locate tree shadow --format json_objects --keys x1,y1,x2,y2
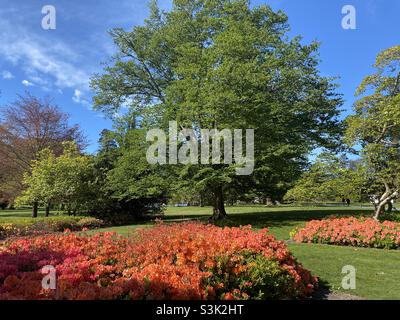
[
  {"x1": 153, "y1": 207, "x2": 375, "y2": 232},
  {"x1": 215, "y1": 209, "x2": 372, "y2": 229}
]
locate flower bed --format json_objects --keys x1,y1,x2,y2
[
  {"x1": 291, "y1": 217, "x2": 400, "y2": 249},
  {"x1": 0, "y1": 223, "x2": 317, "y2": 300},
  {"x1": 0, "y1": 216, "x2": 104, "y2": 240}
]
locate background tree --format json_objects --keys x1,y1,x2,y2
[
  {"x1": 0, "y1": 93, "x2": 86, "y2": 217},
  {"x1": 85, "y1": 114, "x2": 171, "y2": 220},
  {"x1": 284, "y1": 153, "x2": 365, "y2": 203},
  {"x1": 104, "y1": 128, "x2": 170, "y2": 216},
  {"x1": 345, "y1": 45, "x2": 400, "y2": 219},
  {"x1": 91, "y1": 0, "x2": 342, "y2": 219},
  {"x1": 16, "y1": 142, "x2": 94, "y2": 216}
]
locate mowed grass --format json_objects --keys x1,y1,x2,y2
[
  {"x1": 0, "y1": 209, "x2": 49, "y2": 223},
  {"x1": 81, "y1": 205, "x2": 371, "y2": 239},
  {"x1": 2, "y1": 204, "x2": 400, "y2": 299},
  {"x1": 165, "y1": 205, "x2": 373, "y2": 240},
  {"x1": 288, "y1": 243, "x2": 400, "y2": 300}
]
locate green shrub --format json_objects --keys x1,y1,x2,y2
[
  {"x1": 243, "y1": 254, "x2": 301, "y2": 299},
  {"x1": 0, "y1": 216, "x2": 104, "y2": 240},
  {"x1": 205, "y1": 252, "x2": 313, "y2": 300},
  {"x1": 380, "y1": 212, "x2": 400, "y2": 222}
]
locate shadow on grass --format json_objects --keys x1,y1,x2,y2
[
  {"x1": 2, "y1": 207, "x2": 374, "y2": 236},
  {"x1": 0, "y1": 209, "x2": 47, "y2": 219},
  {"x1": 310, "y1": 278, "x2": 364, "y2": 300},
  {"x1": 162, "y1": 208, "x2": 373, "y2": 230}
]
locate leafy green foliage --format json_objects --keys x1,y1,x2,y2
[
  {"x1": 284, "y1": 153, "x2": 365, "y2": 203},
  {"x1": 345, "y1": 45, "x2": 400, "y2": 217},
  {"x1": 87, "y1": 123, "x2": 169, "y2": 220},
  {"x1": 16, "y1": 142, "x2": 94, "y2": 213},
  {"x1": 104, "y1": 129, "x2": 170, "y2": 202},
  {"x1": 0, "y1": 216, "x2": 104, "y2": 239},
  {"x1": 91, "y1": 0, "x2": 342, "y2": 217}
]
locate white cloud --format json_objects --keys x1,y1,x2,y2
[
  {"x1": 2, "y1": 70, "x2": 13, "y2": 79},
  {"x1": 72, "y1": 89, "x2": 83, "y2": 103},
  {"x1": 22, "y1": 79, "x2": 34, "y2": 87},
  {"x1": 28, "y1": 75, "x2": 47, "y2": 86},
  {"x1": 0, "y1": 19, "x2": 90, "y2": 92},
  {"x1": 72, "y1": 88, "x2": 90, "y2": 106}
]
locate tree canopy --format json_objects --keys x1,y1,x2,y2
[
  {"x1": 91, "y1": 0, "x2": 342, "y2": 219},
  {"x1": 284, "y1": 153, "x2": 364, "y2": 203},
  {"x1": 16, "y1": 142, "x2": 94, "y2": 215}
]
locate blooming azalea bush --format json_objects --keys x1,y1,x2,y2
[
  {"x1": 291, "y1": 216, "x2": 400, "y2": 249},
  {"x1": 0, "y1": 223, "x2": 317, "y2": 300},
  {"x1": 0, "y1": 216, "x2": 104, "y2": 240}
]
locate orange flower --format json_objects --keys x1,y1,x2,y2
[
  {"x1": 0, "y1": 223, "x2": 316, "y2": 300},
  {"x1": 292, "y1": 217, "x2": 400, "y2": 249}
]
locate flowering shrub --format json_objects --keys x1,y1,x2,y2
[
  {"x1": 0, "y1": 223, "x2": 317, "y2": 300},
  {"x1": 0, "y1": 216, "x2": 104, "y2": 239},
  {"x1": 75, "y1": 217, "x2": 105, "y2": 229},
  {"x1": 291, "y1": 217, "x2": 400, "y2": 249}
]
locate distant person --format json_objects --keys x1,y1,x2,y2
[
  {"x1": 342, "y1": 198, "x2": 346, "y2": 206},
  {"x1": 346, "y1": 198, "x2": 350, "y2": 207}
]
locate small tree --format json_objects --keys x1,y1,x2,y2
[
  {"x1": 345, "y1": 46, "x2": 400, "y2": 219},
  {"x1": 16, "y1": 142, "x2": 93, "y2": 215}
]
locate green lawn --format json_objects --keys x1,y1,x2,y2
[
  {"x1": 81, "y1": 205, "x2": 371, "y2": 239},
  {"x1": 0, "y1": 208, "x2": 51, "y2": 220},
  {"x1": 2, "y1": 204, "x2": 399, "y2": 299},
  {"x1": 288, "y1": 243, "x2": 400, "y2": 300}
]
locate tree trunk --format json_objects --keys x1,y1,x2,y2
[
  {"x1": 387, "y1": 201, "x2": 393, "y2": 213},
  {"x1": 374, "y1": 202, "x2": 385, "y2": 220},
  {"x1": 45, "y1": 205, "x2": 50, "y2": 217},
  {"x1": 373, "y1": 189, "x2": 398, "y2": 220},
  {"x1": 211, "y1": 187, "x2": 227, "y2": 220},
  {"x1": 32, "y1": 201, "x2": 38, "y2": 218}
]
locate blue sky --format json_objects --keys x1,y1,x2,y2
[{"x1": 0, "y1": 0, "x2": 398, "y2": 153}]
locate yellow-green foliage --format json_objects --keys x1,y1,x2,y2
[
  {"x1": 16, "y1": 142, "x2": 94, "y2": 211},
  {"x1": 0, "y1": 216, "x2": 104, "y2": 239}
]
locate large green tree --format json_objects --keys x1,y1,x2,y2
[
  {"x1": 345, "y1": 45, "x2": 400, "y2": 219},
  {"x1": 91, "y1": 0, "x2": 342, "y2": 219}
]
